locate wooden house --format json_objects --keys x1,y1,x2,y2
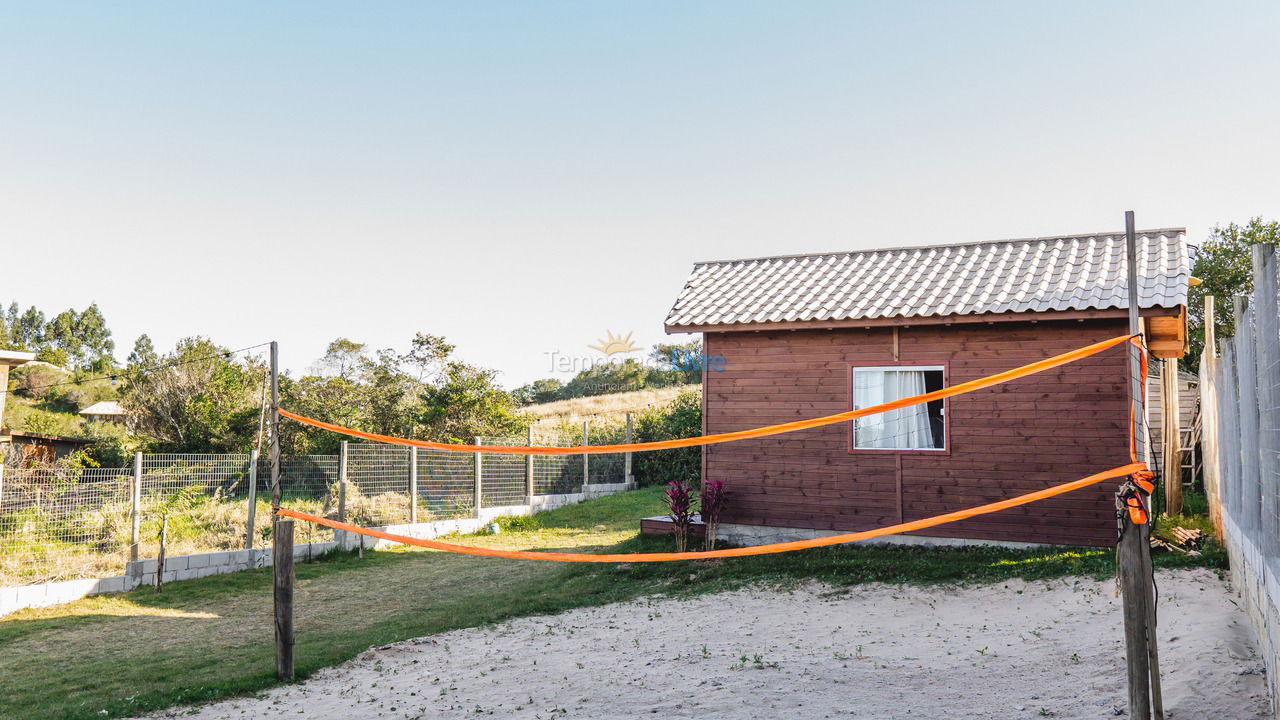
[{"x1": 663, "y1": 229, "x2": 1189, "y2": 547}]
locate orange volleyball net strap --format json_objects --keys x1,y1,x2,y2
[
  {"x1": 276, "y1": 461, "x2": 1146, "y2": 563},
  {"x1": 279, "y1": 333, "x2": 1140, "y2": 456}
]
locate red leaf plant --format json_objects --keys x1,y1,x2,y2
[
  {"x1": 699, "y1": 478, "x2": 726, "y2": 551},
  {"x1": 664, "y1": 480, "x2": 696, "y2": 552}
]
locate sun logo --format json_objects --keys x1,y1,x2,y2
[{"x1": 589, "y1": 330, "x2": 640, "y2": 356}]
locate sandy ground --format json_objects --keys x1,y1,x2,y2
[{"x1": 145, "y1": 568, "x2": 1269, "y2": 720}]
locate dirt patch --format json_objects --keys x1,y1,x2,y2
[{"x1": 141, "y1": 568, "x2": 1269, "y2": 719}]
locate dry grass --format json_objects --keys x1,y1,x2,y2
[{"x1": 522, "y1": 384, "x2": 698, "y2": 425}]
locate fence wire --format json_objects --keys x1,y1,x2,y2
[{"x1": 1, "y1": 426, "x2": 634, "y2": 586}]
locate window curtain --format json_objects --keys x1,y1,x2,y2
[{"x1": 855, "y1": 370, "x2": 934, "y2": 449}]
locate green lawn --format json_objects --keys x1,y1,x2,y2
[{"x1": 0, "y1": 486, "x2": 1224, "y2": 720}]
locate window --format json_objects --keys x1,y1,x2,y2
[{"x1": 852, "y1": 366, "x2": 946, "y2": 451}]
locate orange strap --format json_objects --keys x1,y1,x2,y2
[
  {"x1": 275, "y1": 461, "x2": 1145, "y2": 563},
  {"x1": 278, "y1": 334, "x2": 1137, "y2": 456},
  {"x1": 1126, "y1": 496, "x2": 1149, "y2": 525}
]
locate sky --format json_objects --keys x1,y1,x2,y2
[{"x1": 2, "y1": 1, "x2": 1277, "y2": 387}]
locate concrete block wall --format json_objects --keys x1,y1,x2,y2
[
  {"x1": 0, "y1": 481, "x2": 635, "y2": 617},
  {"x1": 1224, "y1": 515, "x2": 1280, "y2": 719}
]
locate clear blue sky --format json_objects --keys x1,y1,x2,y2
[{"x1": 2, "y1": 2, "x2": 1277, "y2": 386}]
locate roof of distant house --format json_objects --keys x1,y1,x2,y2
[
  {"x1": 79, "y1": 400, "x2": 125, "y2": 417},
  {"x1": 665, "y1": 228, "x2": 1188, "y2": 331}
]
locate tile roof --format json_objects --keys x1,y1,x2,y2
[{"x1": 665, "y1": 229, "x2": 1188, "y2": 330}]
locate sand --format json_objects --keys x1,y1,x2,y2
[{"x1": 143, "y1": 568, "x2": 1269, "y2": 719}]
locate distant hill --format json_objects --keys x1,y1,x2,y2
[{"x1": 522, "y1": 384, "x2": 699, "y2": 425}]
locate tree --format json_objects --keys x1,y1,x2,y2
[
  {"x1": 416, "y1": 361, "x2": 523, "y2": 442},
  {"x1": 401, "y1": 333, "x2": 455, "y2": 383},
  {"x1": 561, "y1": 359, "x2": 649, "y2": 398},
  {"x1": 1187, "y1": 218, "x2": 1280, "y2": 372},
  {"x1": 128, "y1": 334, "x2": 158, "y2": 369},
  {"x1": 648, "y1": 340, "x2": 704, "y2": 386},
  {"x1": 513, "y1": 378, "x2": 565, "y2": 405},
  {"x1": 120, "y1": 337, "x2": 260, "y2": 452},
  {"x1": 317, "y1": 338, "x2": 367, "y2": 380}
]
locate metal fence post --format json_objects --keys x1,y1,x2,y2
[
  {"x1": 338, "y1": 441, "x2": 348, "y2": 524},
  {"x1": 525, "y1": 424, "x2": 535, "y2": 504},
  {"x1": 581, "y1": 420, "x2": 589, "y2": 493},
  {"x1": 624, "y1": 412, "x2": 634, "y2": 485},
  {"x1": 129, "y1": 451, "x2": 142, "y2": 563},
  {"x1": 245, "y1": 449, "x2": 259, "y2": 550},
  {"x1": 473, "y1": 438, "x2": 483, "y2": 519},
  {"x1": 408, "y1": 447, "x2": 418, "y2": 524}
]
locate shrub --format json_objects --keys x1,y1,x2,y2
[{"x1": 632, "y1": 389, "x2": 701, "y2": 487}]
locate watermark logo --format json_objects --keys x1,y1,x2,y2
[{"x1": 588, "y1": 330, "x2": 640, "y2": 356}]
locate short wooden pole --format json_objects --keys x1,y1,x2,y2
[
  {"x1": 244, "y1": 449, "x2": 259, "y2": 550},
  {"x1": 155, "y1": 514, "x2": 168, "y2": 593},
  {"x1": 473, "y1": 439, "x2": 483, "y2": 519},
  {"x1": 273, "y1": 518, "x2": 295, "y2": 681},
  {"x1": 130, "y1": 451, "x2": 142, "y2": 563},
  {"x1": 624, "y1": 412, "x2": 634, "y2": 485},
  {"x1": 408, "y1": 447, "x2": 418, "y2": 524}
]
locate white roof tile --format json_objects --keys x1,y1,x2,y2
[{"x1": 665, "y1": 229, "x2": 1188, "y2": 330}]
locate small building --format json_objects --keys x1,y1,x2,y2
[
  {"x1": 0, "y1": 350, "x2": 37, "y2": 457},
  {"x1": 663, "y1": 229, "x2": 1189, "y2": 547},
  {"x1": 79, "y1": 400, "x2": 126, "y2": 423},
  {"x1": 6, "y1": 431, "x2": 95, "y2": 465}
]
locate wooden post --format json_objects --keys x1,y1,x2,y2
[
  {"x1": 337, "y1": 440, "x2": 348, "y2": 548},
  {"x1": 581, "y1": 420, "x2": 589, "y2": 493},
  {"x1": 129, "y1": 451, "x2": 142, "y2": 563},
  {"x1": 624, "y1": 412, "x2": 634, "y2": 485},
  {"x1": 408, "y1": 447, "x2": 418, "y2": 524},
  {"x1": 155, "y1": 514, "x2": 168, "y2": 593},
  {"x1": 525, "y1": 425, "x2": 535, "y2": 504},
  {"x1": 269, "y1": 341, "x2": 281, "y2": 512},
  {"x1": 1118, "y1": 211, "x2": 1159, "y2": 720},
  {"x1": 1162, "y1": 358, "x2": 1182, "y2": 514},
  {"x1": 1201, "y1": 296, "x2": 1224, "y2": 540},
  {"x1": 473, "y1": 438, "x2": 483, "y2": 519},
  {"x1": 267, "y1": 341, "x2": 294, "y2": 681},
  {"x1": 273, "y1": 518, "x2": 295, "y2": 681},
  {"x1": 245, "y1": 449, "x2": 259, "y2": 550}
]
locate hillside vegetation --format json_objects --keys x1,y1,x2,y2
[{"x1": 523, "y1": 384, "x2": 699, "y2": 425}]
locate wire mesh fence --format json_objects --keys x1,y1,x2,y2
[{"x1": 0, "y1": 429, "x2": 635, "y2": 586}]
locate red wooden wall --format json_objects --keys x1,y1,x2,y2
[{"x1": 702, "y1": 320, "x2": 1132, "y2": 547}]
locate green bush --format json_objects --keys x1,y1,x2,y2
[{"x1": 631, "y1": 388, "x2": 701, "y2": 487}]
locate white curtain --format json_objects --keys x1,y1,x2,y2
[{"x1": 855, "y1": 370, "x2": 935, "y2": 449}]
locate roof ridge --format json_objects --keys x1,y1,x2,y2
[{"x1": 692, "y1": 228, "x2": 1187, "y2": 266}]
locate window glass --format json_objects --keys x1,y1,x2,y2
[{"x1": 853, "y1": 367, "x2": 945, "y2": 450}]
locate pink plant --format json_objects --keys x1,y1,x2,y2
[
  {"x1": 699, "y1": 479, "x2": 726, "y2": 551},
  {"x1": 664, "y1": 480, "x2": 695, "y2": 552}
]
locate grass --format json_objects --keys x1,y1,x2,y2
[
  {"x1": 0, "y1": 486, "x2": 1225, "y2": 720},
  {"x1": 522, "y1": 384, "x2": 698, "y2": 425}
]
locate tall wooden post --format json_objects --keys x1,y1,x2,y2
[
  {"x1": 245, "y1": 449, "x2": 259, "y2": 549},
  {"x1": 624, "y1": 412, "x2": 634, "y2": 485},
  {"x1": 408, "y1": 447, "x2": 418, "y2": 524},
  {"x1": 1201, "y1": 296, "x2": 1224, "y2": 540},
  {"x1": 268, "y1": 341, "x2": 293, "y2": 681},
  {"x1": 1118, "y1": 211, "x2": 1158, "y2": 719},
  {"x1": 129, "y1": 451, "x2": 142, "y2": 562},
  {"x1": 1161, "y1": 359, "x2": 1182, "y2": 514},
  {"x1": 525, "y1": 424, "x2": 535, "y2": 504}
]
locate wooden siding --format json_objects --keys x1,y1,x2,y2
[{"x1": 702, "y1": 320, "x2": 1132, "y2": 547}]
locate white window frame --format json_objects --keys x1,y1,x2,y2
[{"x1": 851, "y1": 365, "x2": 947, "y2": 452}]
